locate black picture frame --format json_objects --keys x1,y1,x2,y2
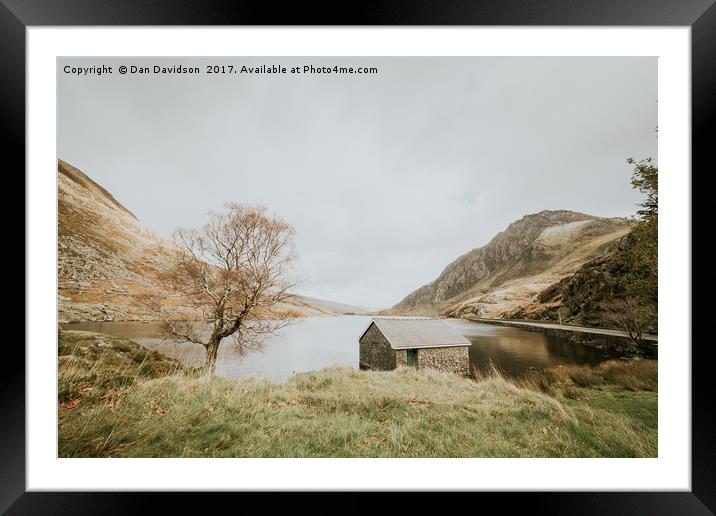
[{"x1": 6, "y1": 0, "x2": 710, "y2": 513}]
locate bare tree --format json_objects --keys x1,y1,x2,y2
[
  {"x1": 145, "y1": 203, "x2": 297, "y2": 375},
  {"x1": 602, "y1": 298, "x2": 653, "y2": 352}
]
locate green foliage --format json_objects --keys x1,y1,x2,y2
[
  {"x1": 530, "y1": 158, "x2": 658, "y2": 333},
  {"x1": 619, "y1": 158, "x2": 658, "y2": 323},
  {"x1": 620, "y1": 216, "x2": 658, "y2": 305},
  {"x1": 628, "y1": 157, "x2": 658, "y2": 220}
]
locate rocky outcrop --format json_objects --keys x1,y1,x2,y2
[
  {"x1": 508, "y1": 233, "x2": 657, "y2": 334},
  {"x1": 392, "y1": 210, "x2": 632, "y2": 318}
]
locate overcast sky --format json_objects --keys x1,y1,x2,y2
[{"x1": 58, "y1": 57, "x2": 657, "y2": 309}]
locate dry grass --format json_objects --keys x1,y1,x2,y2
[
  {"x1": 514, "y1": 359, "x2": 657, "y2": 394},
  {"x1": 597, "y1": 360, "x2": 658, "y2": 391},
  {"x1": 58, "y1": 332, "x2": 657, "y2": 458},
  {"x1": 58, "y1": 330, "x2": 187, "y2": 406}
]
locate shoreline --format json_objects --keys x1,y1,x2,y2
[{"x1": 460, "y1": 317, "x2": 658, "y2": 358}]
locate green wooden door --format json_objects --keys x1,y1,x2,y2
[{"x1": 407, "y1": 349, "x2": 417, "y2": 367}]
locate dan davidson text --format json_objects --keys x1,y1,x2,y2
[{"x1": 62, "y1": 63, "x2": 379, "y2": 77}]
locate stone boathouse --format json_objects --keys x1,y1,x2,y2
[{"x1": 358, "y1": 317, "x2": 470, "y2": 375}]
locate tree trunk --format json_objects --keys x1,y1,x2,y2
[{"x1": 204, "y1": 337, "x2": 221, "y2": 376}]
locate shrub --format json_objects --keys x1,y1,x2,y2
[
  {"x1": 568, "y1": 369, "x2": 604, "y2": 388},
  {"x1": 509, "y1": 359, "x2": 657, "y2": 396},
  {"x1": 563, "y1": 386, "x2": 583, "y2": 400},
  {"x1": 543, "y1": 366, "x2": 570, "y2": 384},
  {"x1": 597, "y1": 360, "x2": 657, "y2": 391}
]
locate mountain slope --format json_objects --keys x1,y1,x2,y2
[
  {"x1": 392, "y1": 210, "x2": 632, "y2": 319},
  {"x1": 58, "y1": 159, "x2": 178, "y2": 322},
  {"x1": 509, "y1": 229, "x2": 657, "y2": 332},
  {"x1": 58, "y1": 160, "x2": 367, "y2": 322}
]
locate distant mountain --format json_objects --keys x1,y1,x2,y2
[
  {"x1": 57, "y1": 160, "x2": 368, "y2": 322},
  {"x1": 290, "y1": 295, "x2": 371, "y2": 316},
  {"x1": 392, "y1": 210, "x2": 632, "y2": 319}
]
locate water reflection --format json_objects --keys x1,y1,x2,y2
[
  {"x1": 445, "y1": 319, "x2": 611, "y2": 377},
  {"x1": 62, "y1": 317, "x2": 370, "y2": 382},
  {"x1": 61, "y1": 317, "x2": 613, "y2": 382}
]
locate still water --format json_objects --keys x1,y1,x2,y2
[
  {"x1": 61, "y1": 316, "x2": 613, "y2": 382},
  {"x1": 445, "y1": 319, "x2": 611, "y2": 377}
]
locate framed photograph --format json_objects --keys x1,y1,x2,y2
[{"x1": 9, "y1": 0, "x2": 710, "y2": 511}]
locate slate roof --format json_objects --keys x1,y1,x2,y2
[{"x1": 361, "y1": 317, "x2": 471, "y2": 349}]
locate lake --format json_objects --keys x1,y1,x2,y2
[{"x1": 61, "y1": 316, "x2": 614, "y2": 382}]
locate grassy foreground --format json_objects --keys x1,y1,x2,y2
[{"x1": 58, "y1": 330, "x2": 657, "y2": 458}]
